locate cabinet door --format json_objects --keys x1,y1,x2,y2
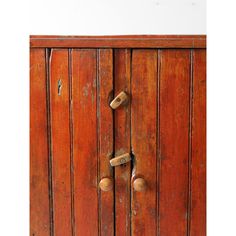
[
  {"x1": 30, "y1": 48, "x2": 115, "y2": 236},
  {"x1": 31, "y1": 47, "x2": 206, "y2": 236},
  {"x1": 130, "y1": 49, "x2": 206, "y2": 236}
]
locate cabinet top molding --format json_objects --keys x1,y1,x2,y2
[{"x1": 30, "y1": 35, "x2": 206, "y2": 49}]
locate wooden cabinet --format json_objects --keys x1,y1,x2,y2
[{"x1": 30, "y1": 35, "x2": 206, "y2": 236}]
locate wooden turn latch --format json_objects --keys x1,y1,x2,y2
[
  {"x1": 110, "y1": 91, "x2": 128, "y2": 109},
  {"x1": 110, "y1": 153, "x2": 131, "y2": 167}
]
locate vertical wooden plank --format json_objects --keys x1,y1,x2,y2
[
  {"x1": 190, "y1": 50, "x2": 206, "y2": 236},
  {"x1": 97, "y1": 49, "x2": 114, "y2": 235},
  {"x1": 72, "y1": 49, "x2": 99, "y2": 235},
  {"x1": 50, "y1": 49, "x2": 72, "y2": 236},
  {"x1": 30, "y1": 49, "x2": 50, "y2": 236},
  {"x1": 114, "y1": 49, "x2": 131, "y2": 236},
  {"x1": 131, "y1": 49, "x2": 158, "y2": 235},
  {"x1": 159, "y1": 49, "x2": 190, "y2": 236}
]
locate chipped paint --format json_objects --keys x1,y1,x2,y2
[{"x1": 82, "y1": 83, "x2": 91, "y2": 97}]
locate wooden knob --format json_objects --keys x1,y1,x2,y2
[
  {"x1": 133, "y1": 178, "x2": 147, "y2": 192},
  {"x1": 99, "y1": 178, "x2": 113, "y2": 192}
]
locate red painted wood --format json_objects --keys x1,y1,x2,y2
[
  {"x1": 190, "y1": 50, "x2": 206, "y2": 236},
  {"x1": 50, "y1": 49, "x2": 72, "y2": 236},
  {"x1": 131, "y1": 49, "x2": 158, "y2": 235},
  {"x1": 30, "y1": 38, "x2": 206, "y2": 236},
  {"x1": 72, "y1": 49, "x2": 99, "y2": 235},
  {"x1": 97, "y1": 49, "x2": 114, "y2": 235},
  {"x1": 159, "y1": 49, "x2": 190, "y2": 236},
  {"x1": 30, "y1": 49, "x2": 50, "y2": 236},
  {"x1": 30, "y1": 35, "x2": 206, "y2": 48},
  {"x1": 114, "y1": 49, "x2": 131, "y2": 236}
]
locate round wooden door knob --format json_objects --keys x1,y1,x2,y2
[
  {"x1": 133, "y1": 178, "x2": 147, "y2": 192},
  {"x1": 99, "y1": 178, "x2": 113, "y2": 192}
]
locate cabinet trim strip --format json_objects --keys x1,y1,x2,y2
[{"x1": 30, "y1": 35, "x2": 206, "y2": 49}]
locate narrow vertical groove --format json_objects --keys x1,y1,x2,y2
[
  {"x1": 46, "y1": 48, "x2": 54, "y2": 236},
  {"x1": 157, "y1": 49, "x2": 161, "y2": 236},
  {"x1": 187, "y1": 50, "x2": 194, "y2": 236},
  {"x1": 127, "y1": 49, "x2": 132, "y2": 236},
  {"x1": 112, "y1": 49, "x2": 116, "y2": 236},
  {"x1": 130, "y1": 49, "x2": 133, "y2": 236},
  {"x1": 96, "y1": 49, "x2": 101, "y2": 236},
  {"x1": 155, "y1": 49, "x2": 158, "y2": 236},
  {"x1": 69, "y1": 49, "x2": 75, "y2": 236}
]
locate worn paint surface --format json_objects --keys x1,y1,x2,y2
[
  {"x1": 30, "y1": 48, "x2": 51, "y2": 236},
  {"x1": 131, "y1": 49, "x2": 158, "y2": 236},
  {"x1": 72, "y1": 49, "x2": 99, "y2": 235},
  {"x1": 31, "y1": 45, "x2": 206, "y2": 236}
]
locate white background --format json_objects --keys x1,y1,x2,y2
[
  {"x1": 29, "y1": 0, "x2": 206, "y2": 35},
  {"x1": 1, "y1": 0, "x2": 236, "y2": 235}
]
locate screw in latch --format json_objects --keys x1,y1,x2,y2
[{"x1": 58, "y1": 79, "x2": 62, "y2": 96}]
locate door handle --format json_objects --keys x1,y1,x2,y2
[
  {"x1": 110, "y1": 153, "x2": 131, "y2": 167},
  {"x1": 99, "y1": 178, "x2": 113, "y2": 192},
  {"x1": 133, "y1": 178, "x2": 147, "y2": 192},
  {"x1": 110, "y1": 91, "x2": 128, "y2": 109}
]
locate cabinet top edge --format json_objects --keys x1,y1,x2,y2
[{"x1": 30, "y1": 35, "x2": 206, "y2": 49}]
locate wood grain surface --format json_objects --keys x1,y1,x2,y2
[
  {"x1": 30, "y1": 49, "x2": 50, "y2": 236},
  {"x1": 30, "y1": 35, "x2": 206, "y2": 48},
  {"x1": 30, "y1": 41, "x2": 206, "y2": 236},
  {"x1": 159, "y1": 50, "x2": 190, "y2": 236},
  {"x1": 131, "y1": 49, "x2": 158, "y2": 235},
  {"x1": 190, "y1": 50, "x2": 206, "y2": 236},
  {"x1": 72, "y1": 49, "x2": 99, "y2": 236},
  {"x1": 97, "y1": 49, "x2": 114, "y2": 235},
  {"x1": 50, "y1": 49, "x2": 72, "y2": 236},
  {"x1": 114, "y1": 49, "x2": 131, "y2": 236}
]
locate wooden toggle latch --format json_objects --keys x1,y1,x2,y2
[
  {"x1": 110, "y1": 91, "x2": 128, "y2": 109},
  {"x1": 110, "y1": 153, "x2": 131, "y2": 167}
]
